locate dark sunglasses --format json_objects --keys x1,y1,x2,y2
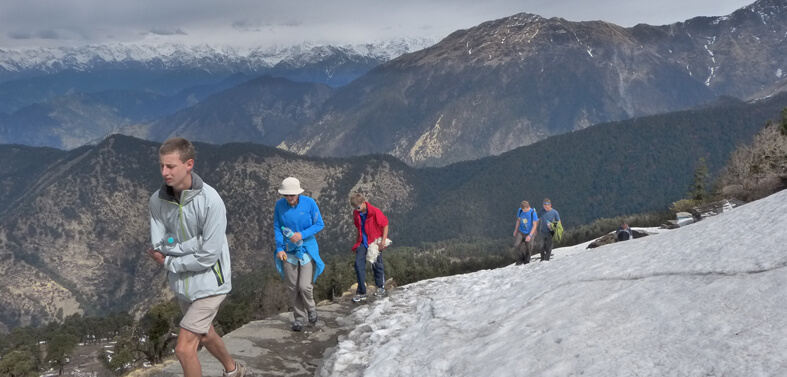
[{"x1": 543, "y1": 202, "x2": 551, "y2": 205}]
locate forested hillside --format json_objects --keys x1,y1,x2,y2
[
  {"x1": 1, "y1": 93, "x2": 786, "y2": 329},
  {"x1": 400, "y1": 94, "x2": 787, "y2": 241}
]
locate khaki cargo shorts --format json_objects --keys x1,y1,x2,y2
[{"x1": 178, "y1": 294, "x2": 227, "y2": 335}]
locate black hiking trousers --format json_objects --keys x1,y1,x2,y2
[{"x1": 539, "y1": 232, "x2": 554, "y2": 261}]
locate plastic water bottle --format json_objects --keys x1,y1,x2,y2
[
  {"x1": 155, "y1": 234, "x2": 177, "y2": 252},
  {"x1": 281, "y1": 227, "x2": 303, "y2": 246}
]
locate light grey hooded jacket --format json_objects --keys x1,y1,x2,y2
[{"x1": 149, "y1": 172, "x2": 232, "y2": 302}]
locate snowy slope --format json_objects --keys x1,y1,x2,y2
[{"x1": 320, "y1": 190, "x2": 787, "y2": 376}]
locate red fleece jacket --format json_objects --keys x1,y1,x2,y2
[{"x1": 352, "y1": 202, "x2": 389, "y2": 251}]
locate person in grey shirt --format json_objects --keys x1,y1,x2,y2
[
  {"x1": 146, "y1": 137, "x2": 244, "y2": 377},
  {"x1": 537, "y1": 198, "x2": 561, "y2": 261}
]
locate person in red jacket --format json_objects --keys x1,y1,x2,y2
[{"x1": 350, "y1": 193, "x2": 390, "y2": 302}]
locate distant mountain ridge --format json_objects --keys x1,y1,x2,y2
[
  {"x1": 0, "y1": 38, "x2": 435, "y2": 147},
  {"x1": 0, "y1": 73, "x2": 254, "y2": 149},
  {"x1": 1, "y1": 90, "x2": 786, "y2": 330},
  {"x1": 279, "y1": 0, "x2": 787, "y2": 166},
  {"x1": 0, "y1": 38, "x2": 437, "y2": 86},
  {"x1": 127, "y1": 76, "x2": 336, "y2": 146},
  {"x1": 2, "y1": 0, "x2": 786, "y2": 168}
]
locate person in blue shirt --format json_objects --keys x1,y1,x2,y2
[
  {"x1": 537, "y1": 198, "x2": 561, "y2": 261},
  {"x1": 513, "y1": 200, "x2": 538, "y2": 265},
  {"x1": 273, "y1": 177, "x2": 325, "y2": 332}
]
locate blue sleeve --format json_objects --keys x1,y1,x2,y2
[
  {"x1": 299, "y1": 200, "x2": 324, "y2": 239},
  {"x1": 273, "y1": 202, "x2": 285, "y2": 253},
  {"x1": 555, "y1": 210, "x2": 561, "y2": 222}
]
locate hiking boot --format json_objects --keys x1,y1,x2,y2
[
  {"x1": 374, "y1": 288, "x2": 386, "y2": 297},
  {"x1": 223, "y1": 362, "x2": 246, "y2": 377},
  {"x1": 292, "y1": 320, "x2": 303, "y2": 332},
  {"x1": 308, "y1": 310, "x2": 318, "y2": 324},
  {"x1": 352, "y1": 294, "x2": 367, "y2": 303}
]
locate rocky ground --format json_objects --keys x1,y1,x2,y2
[{"x1": 142, "y1": 299, "x2": 360, "y2": 377}]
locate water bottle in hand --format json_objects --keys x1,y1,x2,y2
[
  {"x1": 155, "y1": 234, "x2": 177, "y2": 254},
  {"x1": 281, "y1": 227, "x2": 303, "y2": 246}
]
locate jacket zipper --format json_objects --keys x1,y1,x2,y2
[{"x1": 178, "y1": 192, "x2": 190, "y2": 300}]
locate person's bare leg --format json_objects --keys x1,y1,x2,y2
[
  {"x1": 200, "y1": 324, "x2": 236, "y2": 372},
  {"x1": 174, "y1": 328, "x2": 203, "y2": 377}
]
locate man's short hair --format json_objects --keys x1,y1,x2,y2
[
  {"x1": 543, "y1": 198, "x2": 552, "y2": 205},
  {"x1": 520, "y1": 200, "x2": 530, "y2": 209},
  {"x1": 160, "y1": 137, "x2": 195, "y2": 163},
  {"x1": 350, "y1": 193, "x2": 366, "y2": 206}
]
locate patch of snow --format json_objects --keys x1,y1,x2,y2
[
  {"x1": 706, "y1": 66, "x2": 716, "y2": 86},
  {"x1": 319, "y1": 190, "x2": 787, "y2": 377}
]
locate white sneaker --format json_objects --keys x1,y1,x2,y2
[
  {"x1": 352, "y1": 294, "x2": 367, "y2": 302},
  {"x1": 223, "y1": 362, "x2": 246, "y2": 377}
]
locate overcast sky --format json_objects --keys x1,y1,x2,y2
[{"x1": 0, "y1": 0, "x2": 756, "y2": 49}]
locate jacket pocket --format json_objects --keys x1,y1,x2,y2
[{"x1": 212, "y1": 260, "x2": 225, "y2": 286}]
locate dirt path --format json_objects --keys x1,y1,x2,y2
[{"x1": 150, "y1": 301, "x2": 356, "y2": 377}]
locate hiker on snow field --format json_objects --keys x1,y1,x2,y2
[
  {"x1": 146, "y1": 137, "x2": 245, "y2": 377},
  {"x1": 273, "y1": 177, "x2": 325, "y2": 332},
  {"x1": 616, "y1": 221, "x2": 633, "y2": 242},
  {"x1": 350, "y1": 192, "x2": 391, "y2": 302},
  {"x1": 513, "y1": 200, "x2": 538, "y2": 265},
  {"x1": 537, "y1": 198, "x2": 561, "y2": 261}
]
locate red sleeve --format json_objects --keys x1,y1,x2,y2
[{"x1": 373, "y1": 206, "x2": 389, "y2": 228}]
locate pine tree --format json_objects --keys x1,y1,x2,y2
[{"x1": 689, "y1": 157, "x2": 709, "y2": 201}]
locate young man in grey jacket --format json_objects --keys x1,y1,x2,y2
[{"x1": 146, "y1": 137, "x2": 244, "y2": 377}]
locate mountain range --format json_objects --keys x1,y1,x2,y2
[
  {"x1": 1, "y1": 88, "x2": 786, "y2": 331},
  {"x1": 0, "y1": 38, "x2": 436, "y2": 86},
  {"x1": 0, "y1": 1, "x2": 785, "y2": 168},
  {"x1": 0, "y1": 38, "x2": 435, "y2": 150},
  {"x1": 280, "y1": 0, "x2": 787, "y2": 166},
  {"x1": 0, "y1": 38, "x2": 434, "y2": 116},
  {"x1": 3, "y1": 0, "x2": 787, "y2": 332}
]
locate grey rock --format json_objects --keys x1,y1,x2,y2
[{"x1": 153, "y1": 302, "x2": 354, "y2": 377}]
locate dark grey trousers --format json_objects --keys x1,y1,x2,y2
[
  {"x1": 513, "y1": 231, "x2": 534, "y2": 264},
  {"x1": 539, "y1": 232, "x2": 554, "y2": 261}
]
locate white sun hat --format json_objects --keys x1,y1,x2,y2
[{"x1": 278, "y1": 177, "x2": 305, "y2": 195}]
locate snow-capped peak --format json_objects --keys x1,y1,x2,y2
[{"x1": 0, "y1": 38, "x2": 438, "y2": 78}]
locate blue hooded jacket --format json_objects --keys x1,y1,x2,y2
[{"x1": 273, "y1": 195, "x2": 325, "y2": 283}]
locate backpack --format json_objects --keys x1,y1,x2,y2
[
  {"x1": 552, "y1": 220, "x2": 564, "y2": 243},
  {"x1": 616, "y1": 228, "x2": 631, "y2": 241},
  {"x1": 520, "y1": 208, "x2": 536, "y2": 230}
]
